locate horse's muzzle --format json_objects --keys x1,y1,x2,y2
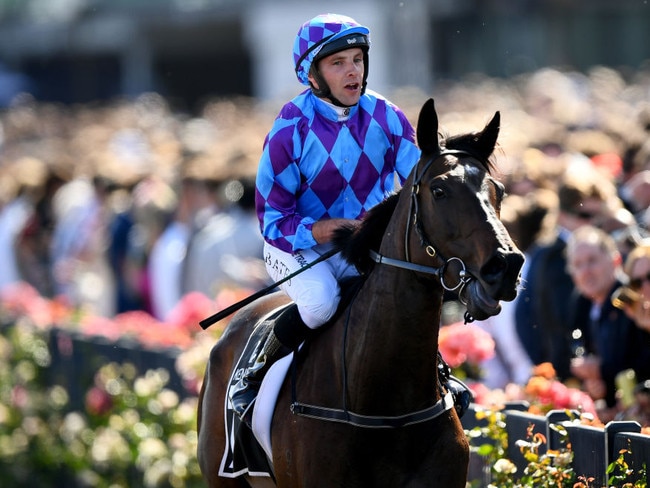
[{"x1": 479, "y1": 250, "x2": 525, "y2": 302}]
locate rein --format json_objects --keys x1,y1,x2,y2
[{"x1": 291, "y1": 391, "x2": 454, "y2": 428}]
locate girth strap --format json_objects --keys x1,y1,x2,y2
[{"x1": 290, "y1": 391, "x2": 454, "y2": 428}]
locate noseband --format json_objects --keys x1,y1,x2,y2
[{"x1": 369, "y1": 149, "x2": 480, "y2": 300}]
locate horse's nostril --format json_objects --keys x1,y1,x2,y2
[
  {"x1": 481, "y1": 252, "x2": 524, "y2": 284},
  {"x1": 481, "y1": 254, "x2": 507, "y2": 283}
]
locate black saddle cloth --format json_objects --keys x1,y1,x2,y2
[{"x1": 221, "y1": 306, "x2": 289, "y2": 479}]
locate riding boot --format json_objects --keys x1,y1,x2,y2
[
  {"x1": 437, "y1": 352, "x2": 473, "y2": 418},
  {"x1": 446, "y1": 375, "x2": 474, "y2": 418},
  {"x1": 229, "y1": 305, "x2": 310, "y2": 426}
]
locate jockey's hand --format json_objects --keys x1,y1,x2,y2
[{"x1": 312, "y1": 218, "x2": 360, "y2": 244}]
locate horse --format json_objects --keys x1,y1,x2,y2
[{"x1": 197, "y1": 98, "x2": 524, "y2": 487}]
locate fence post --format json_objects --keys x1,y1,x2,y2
[{"x1": 605, "y1": 421, "x2": 642, "y2": 486}]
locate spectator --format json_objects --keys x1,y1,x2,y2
[
  {"x1": 15, "y1": 163, "x2": 70, "y2": 297},
  {"x1": 619, "y1": 140, "x2": 650, "y2": 229},
  {"x1": 566, "y1": 225, "x2": 638, "y2": 420},
  {"x1": 183, "y1": 174, "x2": 267, "y2": 298},
  {"x1": 147, "y1": 172, "x2": 197, "y2": 321},
  {"x1": 177, "y1": 147, "x2": 262, "y2": 298},
  {"x1": 0, "y1": 162, "x2": 33, "y2": 290},
  {"x1": 127, "y1": 176, "x2": 179, "y2": 315},
  {"x1": 617, "y1": 241, "x2": 650, "y2": 384},
  {"x1": 50, "y1": 172, "x2": 116, "y2": 317},
  {"x1": 515, "y1": 166, "x2": 613, "y2": 380}
]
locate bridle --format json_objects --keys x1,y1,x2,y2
[
  {"x1": 369, "y1": 149, "x2": 481, "y2": 303},
  {"x1": 289, "y1": 150, "x2": 486, "y2": 427}
]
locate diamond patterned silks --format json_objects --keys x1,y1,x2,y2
[{"x1": 255, "y1": 91, "x2": 420, "y2": 253}]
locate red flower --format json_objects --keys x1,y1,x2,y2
[
  {"x1": 439, "y1": 322, "x2": 495, "y2": 368},
  {"x1": 166, "y1": 292, "x2": 216, "y2": 333},
  {"x1": 85, "y1": 386, "x2": 113, "y2": 416}
]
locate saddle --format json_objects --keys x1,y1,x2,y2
[{"x1": 220, "y1": 304, "x2": 292, "y2": 479}]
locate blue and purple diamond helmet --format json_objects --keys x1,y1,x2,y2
[{"x1": 293, "y1": 13, "x2": 370, "y2": 87}]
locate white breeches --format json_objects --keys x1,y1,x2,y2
[{"x1": 263, "y1": 242, "x2": 359, "y2": 329}]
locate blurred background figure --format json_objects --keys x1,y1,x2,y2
[
  {"x1": 615, "y1": 242, "x2": 650, "y2": 386},
  {"x1": 0, "y1": 157, "x2": 41, "y2": 291},
  {"x1": 108, "y1": 175, "x2": 178, "y2": 315},
  {"x1": 14, "y1": 162, "x2": 70, "y2": 297},
  {"x1": 515, "y1": 164, "x2": 614, "y2": 381},
  {"x1": 147, "y1": 167, "x2": 199, "y2": 321},
  {"x1": 566, "y1": 225, "x2": 638, "y2": 421},
  {"x1": 49, "y1": 170, "x2": 116, "y2": 317},
  {"x1": 182, "y1": 174, "x2": 267, "y2": 298},
  {"x1": 178, "y1": 147, "x2": 264, "y2": 296}
]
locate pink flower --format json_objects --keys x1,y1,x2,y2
[
  {"x1": 11, "y1": 385, "x2": 29, "y2": 409},
  {"x1": 79, "y1": 315, "x2": 123, "y2": 341},
  {"x1": 547, "y1": 381, "x2": 572, "y2": 408},
  {"x1": 0, "y1": 282, "x2": 67, "y2": 328},
  {"x1": 439, "y1": 322, "x2": 495, "y2": 368},
  {"x1": 166, "y1": 292, "x2": 217, "y2": 333},
  {"x1": 467, "y1": 382, "x2": 492, "y2": 405},
  {"x1": 85, "y1": 386, "x2": 113, "y2": 416}
]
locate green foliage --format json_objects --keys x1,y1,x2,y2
[
  {"x1": 466, "y1": 406, "x2": 647, "y2": 488},
  {"x1": 603, "y1": 446, "x2": 647, "y2": 488},
  {"x1": 0, "y1": 320, "x2": 203, "y2": 488}
]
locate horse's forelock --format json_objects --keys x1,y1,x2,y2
[{"x1": 440, "y1": 132, "x2": 497, "y2": 174}]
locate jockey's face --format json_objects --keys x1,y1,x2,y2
[{"x1": 309, "y1": 47, "x2": 364, "y2": 107}]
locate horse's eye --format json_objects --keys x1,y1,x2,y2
[{"x1": 431, "y1": 187, "x2": 445, "y2": 199}]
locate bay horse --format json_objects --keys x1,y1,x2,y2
[{"x1": 197, "y1": 98, "x2": 524, "y2": 487}]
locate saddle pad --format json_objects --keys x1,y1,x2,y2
[
  {"x1": 218, "y1": 323, "x2": 275, "y2": 479},
  {"x1": 218, "y1": 307, "x2": 295, "y2": 479},
  {"x1": 252, "y1": 352, "x2": 294, "y2": 460}
]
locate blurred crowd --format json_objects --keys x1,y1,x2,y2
[
  {"x1": 1, "y1": 65, "x2": 650, "y2": 425},
  {"x1": 0, "y1": 93, "x2": 275, "y2": 321}
]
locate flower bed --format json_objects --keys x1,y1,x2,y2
[
  {"x1": 1, "y1": 283, "x2": 649, "y2": 486},
  {"x1": 0, "y1": 282, "x2": 235, "y2": 487}
]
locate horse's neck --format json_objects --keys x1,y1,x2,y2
[{"x1": 342, "y1": 262, "x2": 443, "y2": 412}]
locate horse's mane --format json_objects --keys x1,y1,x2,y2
[{"x1": 331, "y1": 192, "x2": 400, "y2": 274}]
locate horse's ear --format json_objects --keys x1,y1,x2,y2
[
  {"x1": 416, "y1": 98, "x2": 439, "y2": 154},
  {"x1": 475, "y1": 111, "x2": 500, "y2": 160}
]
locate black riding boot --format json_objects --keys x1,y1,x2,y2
[
  {"x1": 437, "y1": 352, "x2": 474, "y2": 418},
  {"x1": 229, "y1": 305, "x2": 310, "y2": 426},
  {"x1": 446, "y1": 375, "x2": 474, "y2": 418}
]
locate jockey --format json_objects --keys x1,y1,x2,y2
[{"x1": 229, "y1": 13, "x2": 421, "y2": 422}]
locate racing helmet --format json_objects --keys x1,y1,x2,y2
[{"x1": 293, "y1": 13, "x2": 370, "y2": 100}]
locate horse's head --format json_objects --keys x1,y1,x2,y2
[{"x1": 404, "y1": 98, "x2": 524, "y2": 321}]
